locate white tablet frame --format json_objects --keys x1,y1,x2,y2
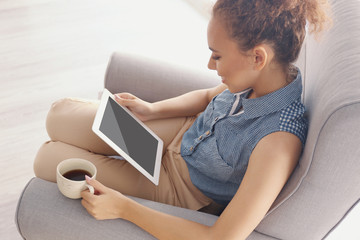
[{"x1": 92, "y1": 89, "x2": 163, "y2": 185}]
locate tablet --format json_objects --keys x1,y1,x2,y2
[{"x1": 92, "y1": 89, "x2": 163, "y2": 185}]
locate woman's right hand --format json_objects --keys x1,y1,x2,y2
[{"x1": 114, "y1": 93, "x2": 155, "y2": 122}]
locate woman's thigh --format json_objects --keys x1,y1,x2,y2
[{"x1": 46, "y1": 97, "x2": 187, "y2": 156}]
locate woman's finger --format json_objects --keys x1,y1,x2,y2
[
  {"x1": 114, "y1": 93, "x2": 137, "y2": 106},
  {"x1": 85, "y1": 176, "x2": 106, "y2": 194},
  {"x1": 115, "y1": 92, "x2": 136, "y2": 100}
]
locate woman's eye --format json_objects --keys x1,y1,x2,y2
[{"x1": 212, "y1": 55, "x2": 221, "y2": 60}]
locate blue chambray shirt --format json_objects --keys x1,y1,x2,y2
[{"x1": 180, "y1": 70, "x2": 308, "y2": 206}]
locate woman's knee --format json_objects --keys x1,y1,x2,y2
[
  {"x1": 46, "y1": 98, "x2": 99, "y2": 141},
  {"x1": 33, "y1": 141, "x2": 59, "y2": 182},
  {"x1": 46, "y1": 98, "x2": 77, "y2": 139},
  {"x1": 45, "y1": 98, "x2": 115, "y2": 155}
]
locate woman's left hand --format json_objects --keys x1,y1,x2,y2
[{"x1": 81, "y1": 176, "x2": 129, "y2": 220}]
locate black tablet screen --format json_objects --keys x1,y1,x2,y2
[{"x1": 99, "y1": 97, "x2": 158, "y2": 175}]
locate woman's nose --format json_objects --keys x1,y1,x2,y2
[{"x1": 208, "y1": 57, "x2": 216, "y2": 70}]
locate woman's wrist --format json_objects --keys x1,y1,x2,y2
[
  {"x1": 115, "y1": 194, "x2": 135, "y2": 220},
  {"x1": 146, "y1": 102, "x2": 167, "y2": 121},
  {"x1": 119, "y1": 196, "x2": 142, "y2": 222}
]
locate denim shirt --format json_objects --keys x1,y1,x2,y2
[{"x1": 180, "y1": 70, "x2": 308, "y2": 206}]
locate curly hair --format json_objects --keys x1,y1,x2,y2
[{"x1": 212, "y1": 0, "x2": 332, "y2": 71}]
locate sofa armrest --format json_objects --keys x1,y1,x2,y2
[
  {"x1": 16, "y1": 178, "x2": 274, "y2": 240},
  {"x1": 16, "y1": 178, "x2": 218, "y2": 240},
  {"x1": 104, "y1": 52, "x2": 219, "y2": 102}
]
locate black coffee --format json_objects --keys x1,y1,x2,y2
[{"x1": 63, "y1": 169, "x2": 92, "y2": 181}]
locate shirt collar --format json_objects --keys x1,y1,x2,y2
[{"x1": 241, "y1": 69, "x2": 303, "y2": 119}]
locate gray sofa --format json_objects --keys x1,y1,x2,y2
[{"x1": 16, "y1": 0, "x2": 360, "y2": 239}]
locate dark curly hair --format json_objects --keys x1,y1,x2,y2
[{"x1": 213, "y1": 0, "x2": 332, "y2": 73}]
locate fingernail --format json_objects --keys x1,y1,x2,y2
[{"x1": 85, "y1": 175, "x2": 91, "y2": 181}]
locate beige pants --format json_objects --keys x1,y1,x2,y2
[{"x1": 34, "y1": 98, "x2": 213, "y2": 210}]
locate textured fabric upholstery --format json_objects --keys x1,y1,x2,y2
[
  {"x1": 104, "y1": 53, "x2": 219, "y2": 103},
  {"x1": 15, "y1": 178, "x2": 217, "y2": 240}
]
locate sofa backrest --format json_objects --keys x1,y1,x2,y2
[{"x1": 252, "y1": 0, "x2": 360, "y2": 239}]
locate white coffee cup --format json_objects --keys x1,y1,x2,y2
[{"x1": 56, "y1": 158, "x2": 97, "y2": 199}]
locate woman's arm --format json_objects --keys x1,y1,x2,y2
[
  {"x1": 81, "y1": 131, "x2": 302, "y2": 240},
  {"x1": 114, "y1": 84, "x2": 226, "y2": 121},
  {"x1": 211, "y1": 132, "x2": 302, "y2": 239}
]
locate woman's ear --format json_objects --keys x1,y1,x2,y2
[{"x1": 252, "y1": 45, "x2": 269, "y2": 70}]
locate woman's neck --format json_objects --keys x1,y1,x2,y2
[{"x1": 249, "y1": 65, "x2": 290, "y2": 99}]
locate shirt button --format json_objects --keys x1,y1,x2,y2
[
  {"x1": 198, "y1": 136, "x2": 203, "y2": 140},
  {"x1": 205, "y1": 130, "x2": 211, "y2": 136},
  {"x1": 190, "y1": 147, "x2": 194, "y2": 151},
  {"x1": 214, "y1": 117, "x2": 219, "y2": 122}
]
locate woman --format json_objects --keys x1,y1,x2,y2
[{"x1": 34, "y1": 0, "x2": 331, "y2": 239}]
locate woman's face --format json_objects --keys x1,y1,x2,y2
[{"x1": 207, "y1": 17, "x2": 256, "y2": 93}]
